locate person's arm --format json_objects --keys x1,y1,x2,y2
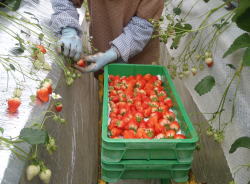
[
  {"x1": 112, "y1": 0, "x2": 164, "y2": 62},
  {"x1": 111, "y1": 16, "x2": 154, "y2": 62},
  {"x1": 50, "y1": 0, "x2": 83, "y2": 60},
  {"x1": 74, "y1": 0, "x2": 164, "y2": 72},
  {"x1": 50, "y1": 0, "x2": 82, "y2": 35}
]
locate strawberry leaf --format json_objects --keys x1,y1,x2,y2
[
  {"x1": 195, "y1": 75, "x2": 215, "y2": 96},
  {"x1": 0, "y1": 127, "x2": 4, "y2": 134},
  {"x1": 226, "y1": 64, "x2": 236, "y2": 70},
  {"x1": 229, "y1": 136, "x2": 250, "y2": 153},
  {"x1": 19, "y1": 128, "x2": 49, "y2": 145},
  {"x1": 232, "y1": 0, "x2": 250, "y2": 32},
  {"x1": 9, "y1": 64, "x2": 15, "y2": 71},
  {"x1": 173, "y1": 8, "x2": 181, "y2": 15},
  {"x1": 243, "y1": 47, "x2": 250, "y2": 66},
  {"x1": 223, "y1": 33, "x2": 250, "y2": 58}
]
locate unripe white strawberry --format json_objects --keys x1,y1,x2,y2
[
  {"x1": 184, "y1": 70, "x2": 190, "y2": 77},
  {"x1": 191, "y1": 67, "x2": 197, "y2": 75},
  {"x1": 205, "y1": 57, "x2": 213, "y2": 67},
  {"x1": 205, "y1": 51, "x2": 212, "y2": 58},
  {"x1": 39, "y1": 169, "x2": 52, "y2": 184},
  {"x1": 26, "y1": 165, "x2": 40, "y2": 181}
]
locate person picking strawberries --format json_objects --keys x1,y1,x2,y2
[{"x1": 50, "y1": 0, "x2": 164, "y2": 74}]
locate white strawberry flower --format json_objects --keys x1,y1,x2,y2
[{"x1": 51, "y1": 93, "x2": 62, "y2": 100}]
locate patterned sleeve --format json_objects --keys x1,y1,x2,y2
[
  {"x1": 111, "y1": 16, "x2": 154, "y2": 62},
  {"x1": 50, "y1": 0, "x2": 82, "y2": 36}
]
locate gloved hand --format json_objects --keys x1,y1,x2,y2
[
  {"x1": 74, "y1": 47, "x2": 118, "y2": 73},
  {"x1": 57, "y1": 27, "x2": 82, "y2": 61}
]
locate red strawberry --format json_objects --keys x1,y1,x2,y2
[
  {"x1": 134, "y1": 112, "x2": 143, "y2": 122},
  {"x1": 165, "y1": 129, "x2": 176, "y2": 138},
  {"x1": 144, "y1": 128, "x2": 155, "y2": 139},
  {"x1": 135, "y1": 74, "x2": 143, "y2": 81},
  {"x1": 119, "y1": 108, "x2": 127, "y2": 116},
  {"x1": 109, "y1": 112, "x2": 117, "y2": 119},
  {"x1": 36, "y1": 45, "x2": 46, "y2": 54},
  {"x1": 164, "y1": 97, "x2": 173, "y2": 108},
  {"x1": 55, "y1": 102, "x2": 63, "y2": 112},
  {"x1": 136, "y1": 128, "x2": 145, "y2": 138},
  {"x1": 170, "y1": 121, "x2": 180, "y2": 131},
  {"x1": 127, "y1": 120, "x2": 139, "y2": 131},
  {"x1": 143, "y1": 107, "x2": 152, "y2": 118},
  {"x1": 163, "y1": 111, "x2": 176, "y2": 122},
  {"x1": 143, "y1": 74, "x2": 153, "y2": 81},
  {"x1": 159, "y1": 118, "x2": 171, "y2": 128},
  {"x1": 123, "y1": 130, "x2": 136, "y2": 139},
  {"x1": 150, "y1": 95, "x2": 158, "y2": 102},
  {"x1": 174, "y1": 134, "x2": 186, "y2": 139},
  {"x1": 37, "y1": 87, "x2": 49, "y2": 102},
  {"x1": 110, "y1": 128, "x2": 122, "y2": 138},
  {"x1": 153, "y1": 80, "x2": 162, "y2": 87},
  {"x1": 135, "y1": 80, "x2": 146, "y2": 89},
  {"x1": 154, "y1": 123, "x2": 166, "y2": 134},
  {"x1": 205, "y1": 58, "x2": 213, "y2": 67},
  {"x1": 155, "y1": 133, "x2": 166, "y2": 139},
  {"x1": 42, "y1": 81, "x2": 52, "y2": 94},
  {"x1": 115, "y1": 120, "x2": 126, "y2": 129},
  {"x1": 110, "y1": 96, "x2": 119, "y2": 103},
  {"x1": 7, "y1": 97, "x2": 21, "y2": 113},
  {"x1": 139, "y1": 121, "x2": 147, "y2": 128},
  {"x1": 147, "y1": 114, "x2": 158, "y2": 128}
]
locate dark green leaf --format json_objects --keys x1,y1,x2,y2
[
  {"x1": 223, "y1": 33, "x2": 250, "y2": 58},
  {"x1": 226, "y1": 64, "x2": 236, "y2": 70},
  {"x1": 243, "y1": 47, "x2": 250, "y2": 66},
  {"x1": 170, "y1": 35, "x2": 181, "y2": 49},
  {"x1": 30, "y1": 95, "x2": 36, "y2": 102},
  {"x1": 195, "y1": 75, "x2": 215, "y2": 96},
  {"x1": 213, "y1": 21, "x2": 229, "y2": 30},
  {"x1": 9, "y1": 64, "x2": 15, "y2": 71},
  {"x1": 19, "y1": 128, "x2": 49, "y2": 145},
  {"x1": 229, "y1": 136, "x2": 250, "y2": 153},
  {"x1": 232, "y1": 0, "x2": 250, "y2": 32},
  {"x1": 38, "y1": 33, "x2": 44, "y2": 41},
  {"x1": 10, "y1": 47, "x2": 24, "y2": 55},
  {"x1": 248, "y1": 180, "x2": 250, "y2": 184},
  {"x1": 173, "y1": 8, "x2": 181, "y2": 15},
  {"x1": 175, "y1": 23, "x2": 192, "y2": 35},
  {"x1": 2, "y1": 0, "x2": 21, "y2": 11},
  {"x1": 203, "y1": 0, "x2": 210, "y2": 2},
  {"x1": 0, "y1": 127, "x2": 4, "y2": 134}
]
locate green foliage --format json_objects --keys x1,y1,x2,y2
[
  {"x1": 171, "y1": 23, "x2": 192, "y2": 49},
  {"x1": 232, "y1": 0, "x2": 250, "y2": 32},
  {"x1": 229, "y1": 136, "x2": 250, "y2": 153},
  {"x1": 0, "y1": 0, "x2": 21, "y2": 11},
  {"x1": 223, "y1": 33, "x2": 250, "y2": 58},
  {"x1": 195, "y1": 75, "x2": 215, "y2": 96},
  {"x1": 213, "y1": 19, "x2": 229, "y2": 30},
  {"x1": 19, "y1": 128, "x2": 49, "y2": 145},
  {"x1": 0, "y1": 127, "x2": 4, "y2": 134},
  {"x1": 9, "y1": 64, "x2": 15, "y2": 71},
  {"x1": 226, "y1": 64, "x2": 236, "y2": 70},
  {"x1": 173, "y1": 7, "x2": 181, "y2": 15},
  {"x1": 243, "y1": 47, "x2": 250, "y2": 66}
]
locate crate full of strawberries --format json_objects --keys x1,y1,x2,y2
[{"x1": 101, "y1": 64, "x2": 198, "y2": 162}]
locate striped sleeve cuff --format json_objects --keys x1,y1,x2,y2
[{"x1": 111, "y1": 16, "x2": 153, "y2": 62}]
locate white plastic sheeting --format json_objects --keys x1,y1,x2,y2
[{"x1": 163, "y1": 1, "x2": 250, "y2": 184}]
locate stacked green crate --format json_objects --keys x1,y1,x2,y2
[{"x1": 101, "y1": 64, "x2": 199, "y2": 183}]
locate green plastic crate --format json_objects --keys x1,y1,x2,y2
[
  {"x1": 102, "y1": 64, "x2": 199, "y2": 162},
  {"x1": 101, "y1": 159, "x2": 191, "y2": 183}
]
